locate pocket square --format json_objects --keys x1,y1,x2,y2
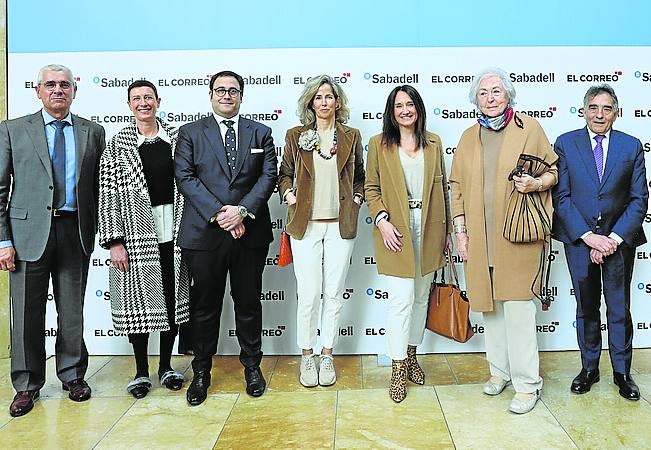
[{"x1": 251, "y1": 148, "x2": 264, "y2": 154}]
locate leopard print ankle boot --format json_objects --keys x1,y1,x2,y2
[
  {"x1": 390, "y1": 359, "x2": 407, "y2": 403},
  {"x1": 406, "y1": 345, "x2": 425, "y2": 385}
]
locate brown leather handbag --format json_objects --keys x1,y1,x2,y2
[
  {"x1": 426, "y1": 254, "x2": 474, "y2": 343},
  {"x1": 278, "y1": 230, "x2": 293, "y2": 267}
]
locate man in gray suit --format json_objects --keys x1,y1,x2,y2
[{"x1": 0, "y1": 64, "x2": 105, "y2": 417}]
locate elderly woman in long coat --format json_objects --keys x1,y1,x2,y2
[
  {"x1": 449, "y1": 68, "x2": 557, "y2": 414},
  {"x1": 98, "y1": 80, "x2": 189, "y2": 399}
]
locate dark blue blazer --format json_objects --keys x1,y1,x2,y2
[
  {"x1": 174, "y1": 115, "x2": 278, "y2": 250},
  {"x1": 552, "y1": 127, "x2": 647, "y2": 247}
]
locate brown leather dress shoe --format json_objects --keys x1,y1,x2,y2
[
  {"x1": 9, "y1": 390, "x2": 39, "y2": 417},
  {"x1": 62, "y1": 379, "x2": 92, "y2": 402}
]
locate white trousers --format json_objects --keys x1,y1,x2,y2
[
  {"x1": 483, "y1": 299, "x2": 543, "y2": 393},
  {"x1": 291, "y1": 221, "x2": 355, "y2": 350},
  {"x1": 382, "y1": 209, "x2": 435, "y2": 360}
]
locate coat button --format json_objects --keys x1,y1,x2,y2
[
  {"x1": 47, "y1": 206, "x2": 51, "y2": 210},
  {"x1": 49, "y1": 186, "x2": 54, "y2": 190}
]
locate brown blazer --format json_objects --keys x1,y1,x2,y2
[
  {"x1": 278, "y1": 123, "x2": 365, "y2": 239},
  {"x1": 449, "y1": 113, "x2": 558, "y2": 312},
  {"x1": 364, "y1": 132, "x2": 451, "y2": 278}
]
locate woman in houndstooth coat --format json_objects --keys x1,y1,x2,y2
[{"x1": 98, "y1": 80, "x2": 190, "y2": 399}]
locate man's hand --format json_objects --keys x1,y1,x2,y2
[
  {"x1": 590, "y1": 248, "x2": 605, "y2": 264},
  {"x1": 0, "y1": 246, "x2": 16, "y2": 271},
  {"x1": 230, "y1": 222, "x2": 246, "y2": 239},
  {"x1": 110, "y1": 242, "x2": 129, "y2": 272},
  {"x1": 582, "y1": 233, "x2": 618, "y2": 256},
  {"x1": 216, "y1": 205, "x2": 244, "y2": 231},
  {"x1": 377, "y1": 219, "x2": 403, "y2": 252}
]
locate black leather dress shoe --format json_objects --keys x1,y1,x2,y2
[
  {"x1": 9, "y1": 390, "x2": 39, "y2": 417},
  {"x1": 614, "y1": 373, "x2": 640, "y2": 401},
  {"x1": 62, "y1": 379, "x2": 92, "y2": 402},
  {"x1": 244, "y1": 366, "x2": 266, "y2": 397},
  {"x1": 187, "y1": 371, "x2": 211, "y2": 406},
  {"x1": 570, "y1": 368, "x2": 600, "y2": 394}
]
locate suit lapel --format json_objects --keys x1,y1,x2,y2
[
  {"x1": 25, "y1": 112, "x2": 53, "y2": 179},
  {"x1": 72, "y1": 115, "x2": 89, "y2": 186},
  {"x1": 202, "y1": 117, "x2": 231, "y2": 178},
  {"x1": 335, "y1": 123, "x2": 352, "y2": 174},
  {"x1": 232, "y1": 118, "x2": 252, "y2": 179},
  {"x1": 573, "y1": 128, "x2": 600, "y2": 187}
]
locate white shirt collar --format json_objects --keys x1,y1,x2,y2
[
  {"x1": 136, "y1": 122, "x2": 171, "y2": 147},
  {"x1": 213, "y1": 113, "x2": 240, "y2": 128}
]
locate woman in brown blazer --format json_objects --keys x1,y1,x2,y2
[
  {"x1": 365, "y1": 85, "x2": 451, "y2": 402},
  {"x1": 449, "y1": 68, "x2": 558, "y2": 414},
  {"x1": 278, "y1": 75, "x2": 365, "y2": 388}
]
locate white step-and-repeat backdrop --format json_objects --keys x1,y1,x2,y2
[{"x1": 7, "y1": 46, "x2": 651, "y2": 355}]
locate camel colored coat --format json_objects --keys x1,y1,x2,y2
[
  {"x1": 365, "y1": 132, "x2": 451, "y2": 278},
  {"x1": 449, "y1": 113, "x2": 558, "y2": 312},
  {"x1": 278, "y1": 123, "x2": 365, "y2": 239}
]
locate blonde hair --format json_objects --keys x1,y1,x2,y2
[{"x1": 296, "y1": 75, "x2": 350, "y2": 125}]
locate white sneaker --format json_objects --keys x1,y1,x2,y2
[
  {"x1": 483, "y1": 377, "x2": 511, "y2": 396},
  {"x1": 319, "y1": 354, "x2": 336, "y2": 386},
  {"x1": 509, "y1": 390, "x2": 540, "y2": 414},
  {"x1": 299, "y1": 354, "x2": 319, "y2": 387}
]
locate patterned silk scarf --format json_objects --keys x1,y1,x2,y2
[{"x1": 477, "y1": 106, "x2": 514, "y2": 131}]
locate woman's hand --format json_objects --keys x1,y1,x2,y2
[
  {"x1": 110, "y1": 242, "x2": 129, "y2": 272},
  {"x1": 285, "y1": 191, "x2": 297, "y2": 206},
  {"x1": 377, "y1": 219, "x2": 403, "y2": 252},
  {"x1": 444, "y1": 234, "x2": 453, "y2": 255},
  {"x1": 455, "y1": 232, "x2": 468, "y2": 261},
  {"x1": 512, "y1": 174, "x2": 539, "y2": 194}
]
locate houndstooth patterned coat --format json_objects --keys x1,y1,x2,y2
[{"x1": 98, "y1": 119, "x2": 190, "y2": 334}]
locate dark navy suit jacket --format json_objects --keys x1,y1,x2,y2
[
  {"x1": 552, "y1": 127, "x2": 647, "y2": 248},
  {"x1": 174, "y1": 115, "x2": 277, "y2": 250}
]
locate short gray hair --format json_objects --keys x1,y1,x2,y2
[
  {"x1": 468, "y1": 68, "x2": 516, "y2": 108},
  {"x1": 37, "y1": 64, "x2": 75, "y2": 86},
  {"x1": 296, "y1": 75, "x2": 350, "y2": 125},
  {"x1": 583, "y1": 84, "x2": 619, "y2": 113}
]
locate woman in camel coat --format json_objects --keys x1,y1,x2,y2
[
  {"x1": 365, "y1": 85, "x2": 451, "y2": 402},
  {"x1": 449, "y1": 68, "x2": 557, "y2": 414}
]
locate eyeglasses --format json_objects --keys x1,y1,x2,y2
[
  {"x1": 213, "y1": 87, "x2": 241, "y2": 98},
  {"x1": 40, "y1": 80, "x2": 74, "y2": 90}
]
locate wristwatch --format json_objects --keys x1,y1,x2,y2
[{"x1": 238, "y1": 205, "x2": 248, "y2": 218}]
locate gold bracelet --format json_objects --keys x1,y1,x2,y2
[{"x1": 537, "y1": 178, "x2": 544, "y2": 192}]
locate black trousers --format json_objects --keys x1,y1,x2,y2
[
  {"x1": 10, "y1": 214, "x2": 89, "y2": 391},
  {"x1": 183, "y1": 239, "x2": 268, "y2": 372}
]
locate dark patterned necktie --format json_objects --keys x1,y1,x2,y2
[
  {"x1": 52, "y1": 120, "x2": 67, "y2": 208},
  {"x1": 223, "y1": 120, "x2": 236, "y2": 174},
  {"x1": 594, "y1": 134, "x2": 605, "y2": 181}
]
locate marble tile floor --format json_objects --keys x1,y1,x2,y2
[{"x1": 2, "y1": 350, "x2": 651, "y2": 449}]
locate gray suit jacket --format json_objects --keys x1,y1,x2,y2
[{"x1": 0, "y1": 110, "x2": 106, "y2": 261}]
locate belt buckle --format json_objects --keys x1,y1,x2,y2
[
  {"x1": 408, "y1": 200, "x2": 422, "y2": 209},
  {"x1": 53, "y1": 209, "x2": 61, "y2": 217}
]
